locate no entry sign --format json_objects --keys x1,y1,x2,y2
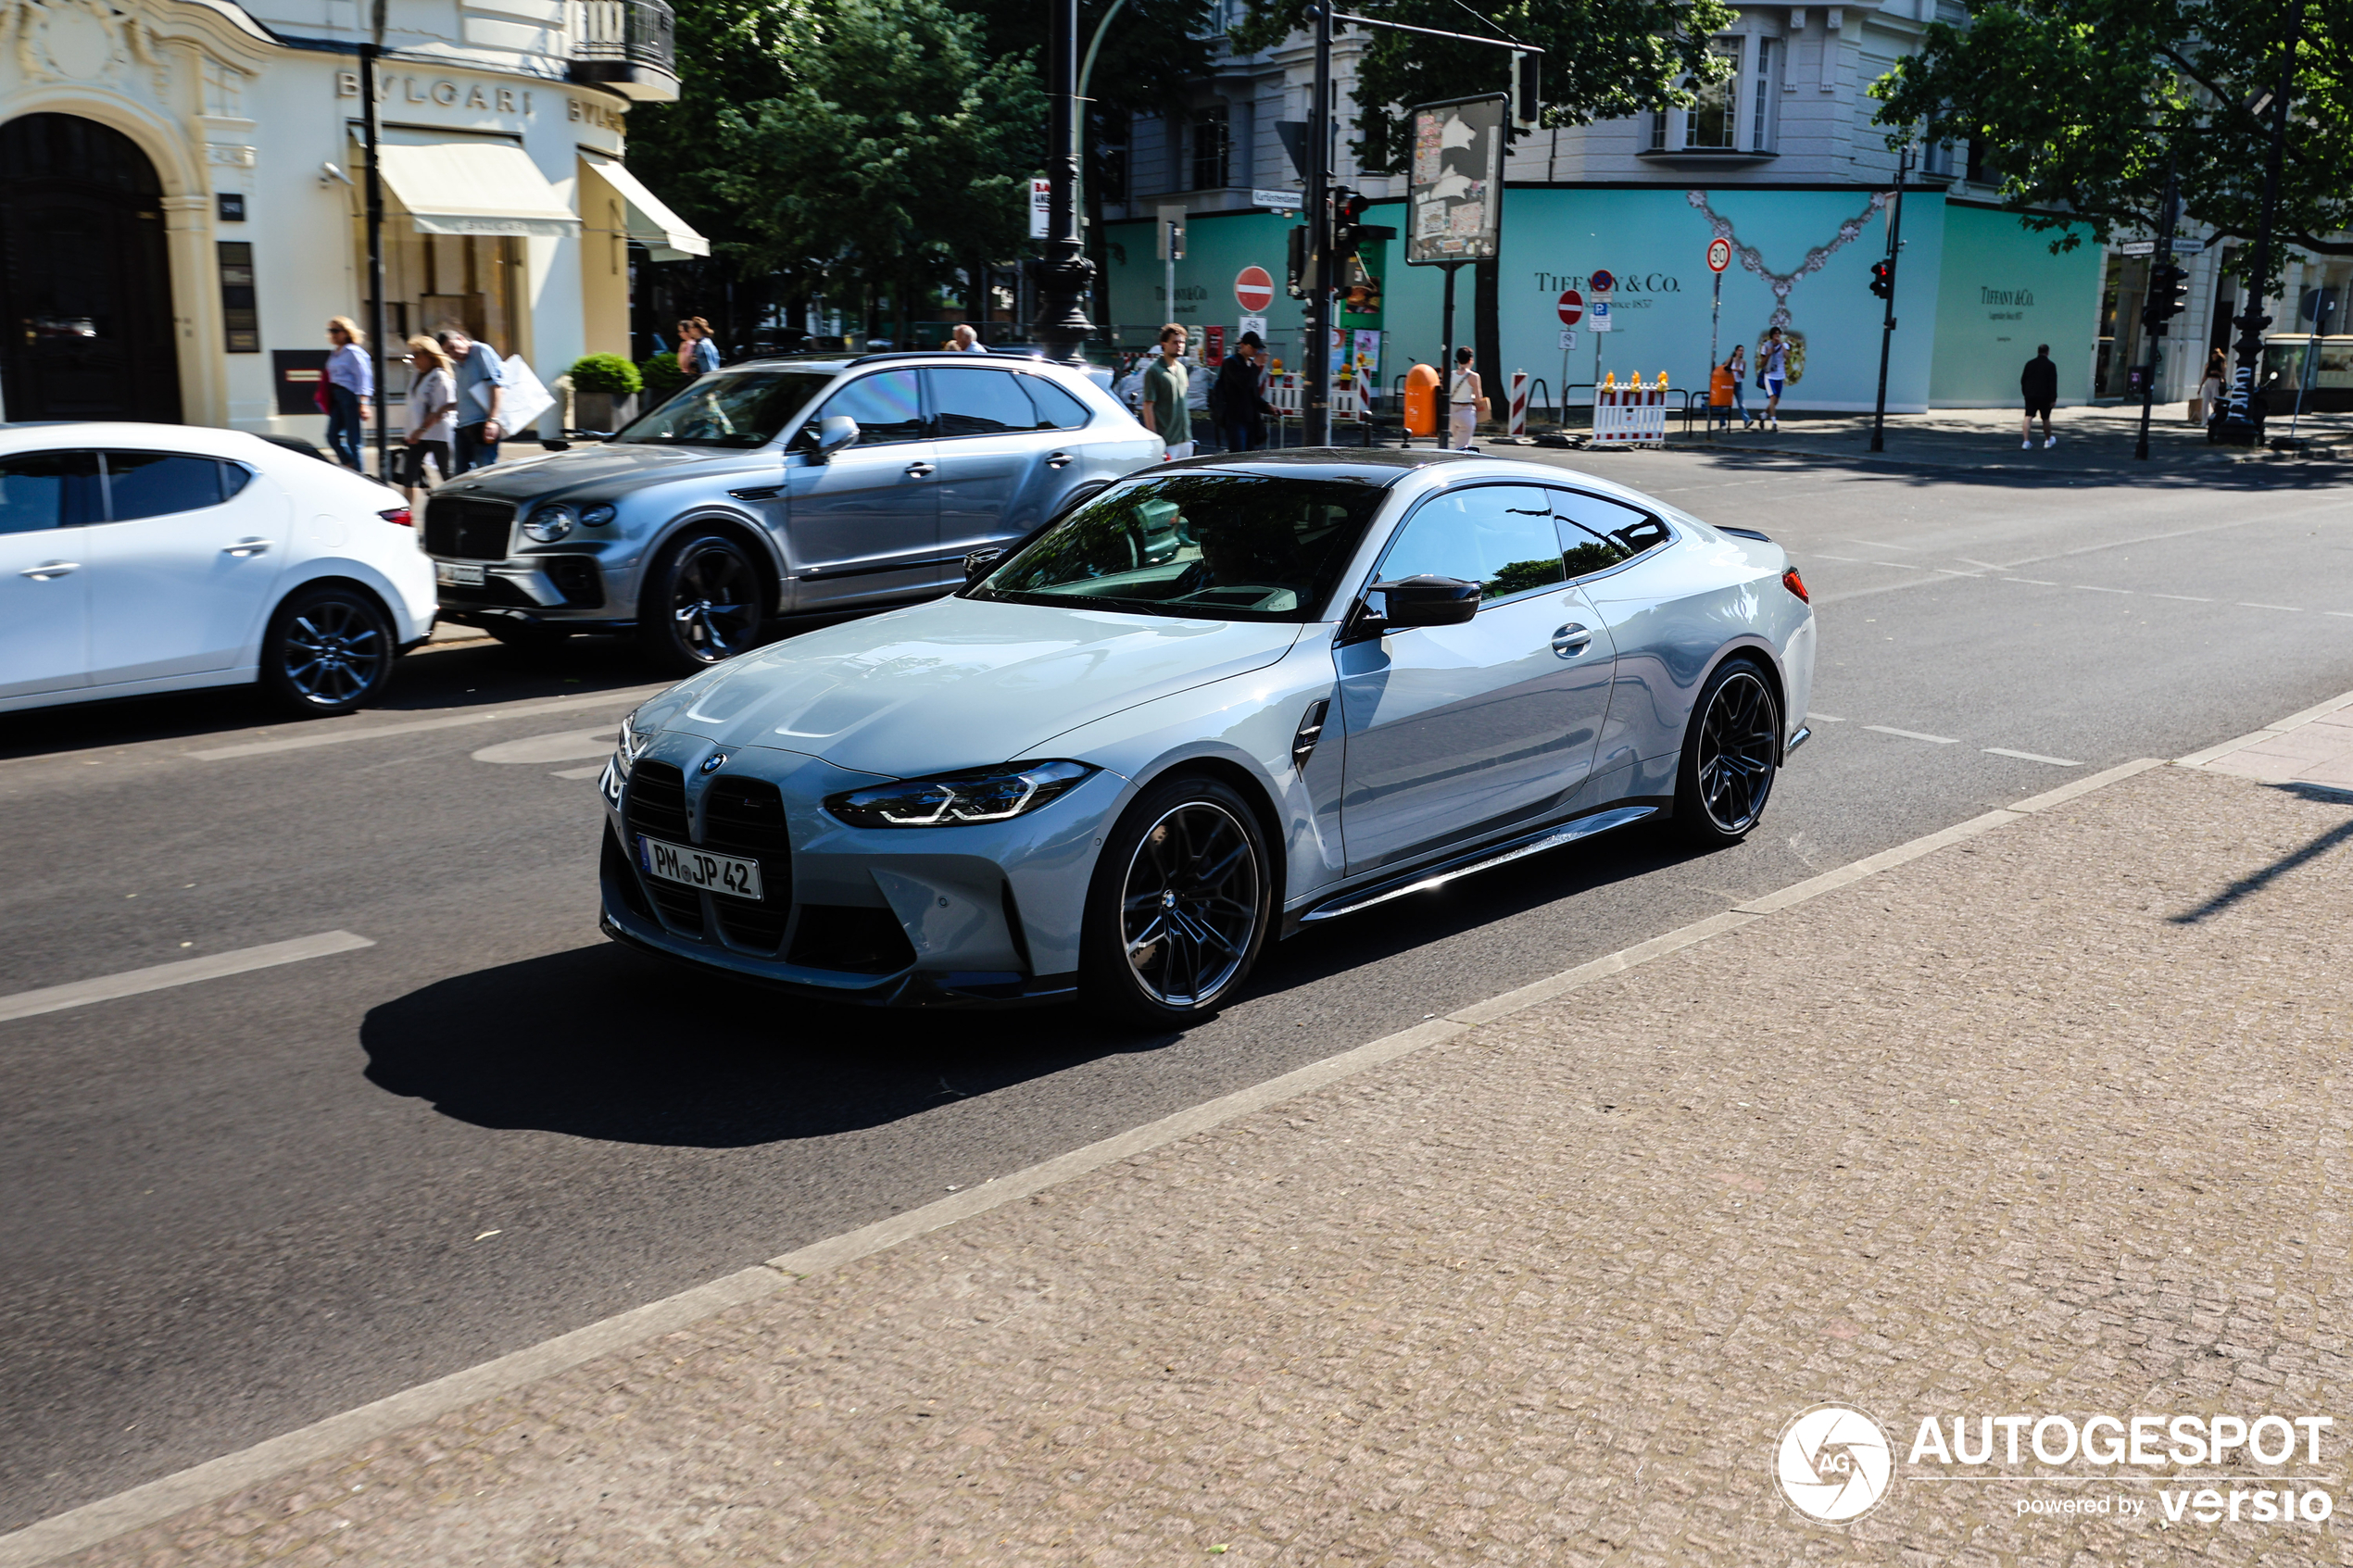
[
  {"x1": 1707, "y1": 237, "x2": 1732, "y2": 273},
  {"x1": 1235, "y1": 266, "x2": 1275, "y2": 312},
  {"x1": 1555, "y1": 289, "x2": 1584, "y2": 326}
]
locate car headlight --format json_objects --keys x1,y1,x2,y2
[
  {"x1": 579, "y1": 503, "x2": 617, "y2": 526},
  {"x1": 610, "y1": 707, "x2": 658, "y2": 779},
  {"x1": 523, "y1": 504, "x2": 574, "y2": 543},
  {"x1": 824, "y1": 759, "x2": 1097, "y2": 829}
]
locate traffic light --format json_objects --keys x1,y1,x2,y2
[
  {"x1": 2142, "y1": 264, "x2": 2190, "y2": 332},
  {"x1": 1330, "y1": 187, "x2": 1365, "y2": 257},
  {"x1": 1286, "y1": 224, "x2": 1313, "y2": 299},
  {"x1": 1869, "y1": 260, "x2": 1894, "y2": 299}
]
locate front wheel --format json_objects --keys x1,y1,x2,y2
[
  {"x1": 636, "y1": 532, "x2": 764, "y2": 674},
  {"x1": 259, "y1": 583, "x2": 396, "y2": 717},
  {"x1": 1080, "y1": 774, "x2": 1272, "y2": 1027},
  {"x1": 1673, "y1": 658, "x2": 1781, "y2": 847}
]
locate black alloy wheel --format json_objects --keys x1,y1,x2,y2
[
  {"x1": 638, "y1": 533, "x2": 763, "y2": 673},
  {"x1": 1674, "y1": 658, "x2": 1781, "y2": 846},
  {"x1": 259, "y1": 584, "x2": 396, "y2": 717},
  {"x1": 1082, "y1": 774, "x2": 1272, "y2": 1026}
]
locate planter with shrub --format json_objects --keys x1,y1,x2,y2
[{"x1": 567, "y1": 353, "x2": 643, "y2": 433}]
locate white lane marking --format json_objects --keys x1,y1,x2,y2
[
  {"x1": 1806, "y1": 712, "x2": 1847, "y2": 722},
  {"x1": 1956, "y1": 557, "x2": 2007, "y2": 571},
  {"x1": 2238, "y1": 602, "x2": 2302, "y2": 611},
  {"x1": 2076, "y1": 584, "x2": 2133, "y2": 594},
  {"x1": 186, "y1": 686, "x2": 668, "y2": 761},
  {"x1": 2329, "y1": 611, "x2": 2353, "y2": 620},
  {"x1": 0, "y1": 932, "x2": 374, "y2": 1025},
  {"x1": 550, "y1": 765, "x2": 604, "y2": 780},
  {"x1": 2004, "y1": 577, "x2": 2058, "y2": 585},
  {"x1": 1864, "y1": 724, "x2": 1960, "y2": 745},
  {"x1": 472, "y1": 729, "x2": 615, "y2": 766},
  {"x1": 1932, "y1": 568, "x2": 1985, "y2": 578},
  {"x1": 2149, "y1": 593, "x2": 2212, "y2": 601},
  {"x1": 0, "y1": 757, "x2": 2180, "y2": 1568},
  {"x1": 1813, "y1": 553, "x2": 1866, "y2": 562},
  {"x1": 1983, "y1": 747, "x2": 2082, "y2": 767},
  {"x1": 1844, "y1": 536, "x2": 1920, "y2": 550}
]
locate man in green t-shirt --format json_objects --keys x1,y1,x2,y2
[{"x1": 1141, "y1": 322, "x2": 1194, "y2": 458}]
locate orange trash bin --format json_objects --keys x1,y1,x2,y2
[{"x1": 1403, "y1": 363, "x2": 1440, "y2": 435}]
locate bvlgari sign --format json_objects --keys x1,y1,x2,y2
[{"x1": 336, "y1": 69, "x2": 538, "y2": 116}]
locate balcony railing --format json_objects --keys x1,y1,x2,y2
[{"x1": 572, "y1": 0, "x2": 679, "y2": 100}]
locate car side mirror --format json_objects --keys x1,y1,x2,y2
[
  {"x1": 801, "y1": 415, "x2": 859, "y2": 461},
  {"x1": 964, "y1": 546, "x2": 1005, "y2": 584},
  {"x1": 1370, "y1": 575, "x2": 1481, "y2": 627}
]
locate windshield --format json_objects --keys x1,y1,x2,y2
[
  {"x1": 967, "y1": 472, "x2": 1387, "y2": 622},
  {"x1": 611, "y1": 370, "x2": 834, "y2": 447}
]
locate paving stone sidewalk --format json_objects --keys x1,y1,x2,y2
[{"x1": 35, "y1": 759, "x2": 2353, "y2": 1567}]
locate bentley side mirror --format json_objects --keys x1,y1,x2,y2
[
  {"x1": 1370, "y1": 575, "x2": 1481, "y2": 628},
  {"x1": 964, "y1": 546, "x2": 1006, "y2": 584},
  {"x1": 800, "y1": 415, "x2": 859, "y2": 461}
]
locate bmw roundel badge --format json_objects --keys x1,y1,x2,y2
[{"x1": 699, "y1": 752, "x2": 728, "y2": 773}]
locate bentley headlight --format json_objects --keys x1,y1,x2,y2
[
  {"x1": 610, "y1": 706, "x2": 658, "y2": 779},
  {"x1": 523, "y1": 504, "x2": 575, "y2": 543},
  {"x1": 579, "y1": 503, "x2": 617, "y2": 526},
  {"x1": 824, "y1": 760, "x2": 1097, "y2": 829}
]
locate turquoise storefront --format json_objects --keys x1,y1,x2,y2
[{"x1": 1105, "y1": 186, "x2": 2102, "y2": 411}]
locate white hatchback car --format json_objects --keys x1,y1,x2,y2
[{"x1": 0, "y1": 423, "x2": 437, "y2": 717}]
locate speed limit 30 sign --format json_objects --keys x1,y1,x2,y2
[{"x1": 1707, "y1": 237, "x2": 1732, "y2": 272}]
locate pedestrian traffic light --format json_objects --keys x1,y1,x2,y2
[
  {"x1": 2142, "y1": 264, "x2": 2190, "y2": 332},
  {"x1": 1869, "y1": 260, "x2": 1894, "y2": 299},
  {"x1": 1286, "y1": 224, "x2": 1313, "y2": 299},
  {"x1": 1331, "y1": 187, "x2": 1367, "y2": 257}
]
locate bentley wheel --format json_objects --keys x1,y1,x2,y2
[
  {"x1": 637, "y1": 533, "x2": 764, "y2": 674},
  {"x1": 259, "y1": 584, "x2": 395, "y2": 718},
  {"x1": 1674, "y1": 658, "x2": 1781, "y2": 846},
  {"x1": 1082, "y1": 774, "x2": 1272, "y2": 1026}
]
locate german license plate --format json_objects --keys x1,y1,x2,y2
[
  {"x1": 436, "y1": 561, "x2": 486, "y2": 586},
  {"x1": 637, "y1": 834, "x2": 764, "y2": 901}
]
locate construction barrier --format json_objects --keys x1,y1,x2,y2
[
  {"x1": 1507, "y1": 371, "x2": 1529, "y2": 437},
  {"x1": 1592, "y1": 371, "x2": 1673, "y2": 448}
]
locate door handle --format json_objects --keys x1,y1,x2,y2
[
  {"x1": 1046, "y1": 450, "x2": 1074, "y2": 469},
  {"x1": 222, "y1": 538, "x2": 272, "y2": 558},
  {"x1": 1551, "y1": 622, "x2": 1593, "y2": 659},
  {"x1": 19, "y1": 560, "x2": 79, "y2": 580},
  {"x1": 904, "y1": 461, "x2": 937, "y2": 479}
]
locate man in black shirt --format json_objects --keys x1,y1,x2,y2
[
  {"x1": 1211, "y1": 332, "x2": 1276, "y2": 453},
  {"x1": 2020, "y1": 344, "x2": 2059, "y2": 449}
]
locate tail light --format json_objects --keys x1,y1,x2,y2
[
  {"x1": 378, "y1": 506, "x2": 413, "y2": 527},
  {"x1": 1781, "y1": 566, "x2": 1809, "y2": 603}
]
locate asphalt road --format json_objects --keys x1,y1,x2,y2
[{"x1": 4, "y1": 447, "x2": 2349, "y2": 1529}]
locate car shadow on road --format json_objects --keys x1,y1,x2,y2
[{"x1": 359, "y1": 822, "x2": 1719, "y2": 1149}]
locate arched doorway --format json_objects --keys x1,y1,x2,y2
[{"x1": 0, "y1": 113, "x2": 182, "y2": 423}]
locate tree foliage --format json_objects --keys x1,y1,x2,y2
[
  {"x1": 627, "y1": 0, "x2": 1044, "y2": 326},
  {"x1": 1874, "y1": 0, "x2": 2353, "y2": 294},
  {"x1": 1233, "y1": 0, "x2": 1736, "y2": 174}
]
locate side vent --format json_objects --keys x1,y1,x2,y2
[{"x1": 1291, "y1": 698, "x2": 1331, "y2": 772}]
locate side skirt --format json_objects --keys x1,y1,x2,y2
[{"x1": 1283, "y1": 801, "x2": 1665, "y2": 934}]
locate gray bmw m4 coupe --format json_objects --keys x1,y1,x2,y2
[{"x1": 598, "y1": 449, "x2": 1817, "y2": 1023}]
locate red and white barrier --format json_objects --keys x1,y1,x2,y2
[
  {"x1": 1507, "y1": 370, "x2": 1529, "y2": 437},
  {"x1": 1592, "y1": 372, "x2": 1670, "y2": 447}
]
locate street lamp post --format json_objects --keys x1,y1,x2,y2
[
  {"x1": 1031, "y1": 0, "x2": 1098, "y2": 365},
  {"x1": 2213, "y1": 0, "x2": 2303, "y2": 447},
  {"x1": 361, "y1": 0, "x2": 389, "y2": 478},
  {"x1": 1302, "y1": 0, "x2": 1334, "y2": 445}
]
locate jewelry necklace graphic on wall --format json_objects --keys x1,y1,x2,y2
[{"x1": 1685, "y1": 189, "x2": 1889, "y2": 384}]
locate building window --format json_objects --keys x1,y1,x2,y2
[
  {"x1": 1191, "y1": 106, "x2": 1229, "y2": 191},
  {"x1": 1649, "y1": 111, "x2": 1668, "y2": 151},
  {"x1": 1686, "y1": 37, "x2": 1743, "y2": 150},
  {"x1": 1752, "y1": 37, "x2": 1776, "y2": 150}
]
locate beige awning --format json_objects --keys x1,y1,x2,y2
[
  {"x1": 581, "y1": 151, "x2": 710, "y2": 259},
  {"x1": 375, "y1": 141, "x2": 580, "y2": 238}
]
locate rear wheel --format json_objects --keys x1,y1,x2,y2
[
  {"x1": 259, "y1": 583, "x2": 396, "y2": 717},
  {"x1": 636, "y1": 532, "x2": 764, "y2": 674},
  {"x1": 1081, "y1": 774, "x2": 1272, "y2": 1027},
  {"x1": 1673, "y1": 658, "x2": 1781, "y2": 847}
]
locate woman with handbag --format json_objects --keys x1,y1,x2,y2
[{"x1": 1449, "y1": 346, "x2": 1487, "y2": 451}]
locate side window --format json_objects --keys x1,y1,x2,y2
[
  {"x1": 1376, "y1": 485, "x2": 1567, "y2": 605},
  {"x1": 0, "y1": 451, "x2": 100, "y2": 533},
  {"x1": 1551, "y1": 490, "x2": 1670, "y2": 577},
  {"x1": 220, "y1": 462, "x2": 254, "y2": 501},
  {"x1": 101, "y1": 453, "x2": 226, "y2": 521},
  {"x1": 1020, "y1": 374, "x2": 1093, "y2": 431},
  {"x1": 814, "y1": 370, "x2": 925, "y2": 446},
  {"x1": 929, "y1": 367, "x2": 1040, "y2": 437}
]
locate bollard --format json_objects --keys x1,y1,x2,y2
[{"x1": 1507, "y1": 371, "x2": 1529, "y2": 438}]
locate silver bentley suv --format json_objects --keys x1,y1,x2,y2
[{"x1": 421, "y1": 351, "x2": 1162, "y2": 671}]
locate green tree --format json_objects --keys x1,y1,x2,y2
[{"x1": 1873, "y1": 0, "x2": 2353, "y2": 301}]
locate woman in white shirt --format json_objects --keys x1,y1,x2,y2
[
  {"x1": 401, "y1": 335, "x2": 457, "y2": 501},
  {"x1": 1449, "y1": 345, "x2": 1484, "y2": 451}
]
